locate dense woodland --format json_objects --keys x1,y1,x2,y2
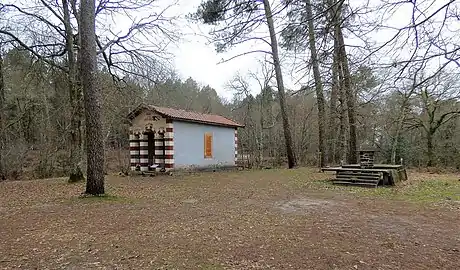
[{"x1": 0, "y1": 0, "x2": 459, "y2": 190}]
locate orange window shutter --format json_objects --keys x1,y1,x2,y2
[{"x1": 204, "y1": 133, "x2": 213, "y2": 158}]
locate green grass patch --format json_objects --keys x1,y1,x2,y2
[
  {"x1": 400, "y1": 179, "x2": 460, "y2": 202},
  {"x1": 282, "y1": 168, "x2": 460, "y2": 204},
  {"x1": 317, "y1": 179, "x2": 460, "y2": 203}
]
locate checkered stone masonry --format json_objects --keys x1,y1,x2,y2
[
  {"x1": 129, "y1": 134, "x2": 140, "y2": 171},
  {"x1": 164, "y1": 119, "x2": 174, "y2": 170},
  {"x1": 154, "y1": 133, "x2": 165, "y2": 165},
  {"x1": 234, "y1": 128, "x2": 238, "y2": 163},
  {"x1": 139, "y1": 133, "x2": 149, "y2": 171}
]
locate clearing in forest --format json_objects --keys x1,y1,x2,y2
[{"x1": 0, "y1": 168, "x2": 459, "y2": 269}]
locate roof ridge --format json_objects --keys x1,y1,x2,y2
[
  {"x1": 132, "y1": 104, "x2": 244, "y2": 128},
  {"x1": 151, "y1": 105, "x2": 226, "y2": 117}
]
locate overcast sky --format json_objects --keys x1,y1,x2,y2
[{"x1": 3, "y1": 0, "x2": 456, "y2": 100}]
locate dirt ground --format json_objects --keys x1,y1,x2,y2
[{"x1": 1, "y1": 168, "x2": 459, "y2": 270}]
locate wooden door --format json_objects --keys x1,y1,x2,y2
[{"x1": 148, "y1": 132, "x2": 155, "y2": 167}]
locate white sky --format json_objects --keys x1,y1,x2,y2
[{"x1": 172, "y1": 31, "x2": 271, "y2": 100}]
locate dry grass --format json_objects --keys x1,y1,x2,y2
[{"x1": 0, "y1": 168, "x2": 459, "y2": 269}]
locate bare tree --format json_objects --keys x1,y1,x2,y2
[
  {"x1": 249, "y1": 59, "x2": 275, "y2": 165},
  {"x1": 63, "y1": 0, "x2": 85, "y2": 182},
  {"x1": 367, "y1": 0, "x2": 459, "y2": 74},
  {"x1": 0, "y1": 1, "x2": 86, "y2": 181},
  {"x1": 388, "y1": 70, "x2": 419, "y2": 164},
  {"x1": 405, "y1": 71, "x2": 460, "y2": 166},
  {"x1": 0, "y1": 0, "x2": 177, "y2": 183}
]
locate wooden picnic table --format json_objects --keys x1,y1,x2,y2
[
  {"x1": 321, "y1": 164, "x2": 407, "y2": 187},
  {"x1": 321, "y1": 167, "x2": 391, "y2": 173},
  {"x1": 341, "y1": 164, "x2": 403, "y2": 169}
]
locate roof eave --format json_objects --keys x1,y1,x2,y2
[
  {"x1": 170, "y1": 117, "x2": 244, "y2": 128},
  {"x1": 127, "y1": 104, "x2": 245, "y2": 128}
]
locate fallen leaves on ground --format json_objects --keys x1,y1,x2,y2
[{"x1": 0, "y1": 168, "x2": 459, "y2": 269}]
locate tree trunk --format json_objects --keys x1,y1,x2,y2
[
  {"x1": 390, "y1": 131, "x2": 400, "y2": 164},
  {"x1": 336, "y1": 16, "x2": 357, "y2": 164},
  {"x1": 328, "y1": 35, "x2": 339, "y2": 164},
  {"x1": 328, "y1": 0, "x2": 341, "y2": 164},
  {"x1": 305, "y1": 0, "x2": 326, "y2": 167},
  {"x1": 334, "y1": 22, "x2": 348, "y2": 164},
  {"x1": 0, "y1": 51, "x2": 5, "y2": 180},
  {"x1": 329, "y1": 0, "x2": 348, "y2": 164},
  {"x1": 337, "y1": 75, "x2": 347, "y2": 164},
  {"x1": 80, "y1": 0, "x2": 105, "y2": 195},
  {"x1": 63, "y1": 0, "x2": 84, "y2": 183},
  {"x1": 262, "y1": 0, "x2": 296, "y2": 168},
  {"x1": 391, "y1": 105, "x2": 407, "y2": 164},
  {"x1": 259, "y1": 101, "x2": 264, "y2": 166},
  {"x1": 426, "y1": 131, "x2": 434, "y2": 167}
]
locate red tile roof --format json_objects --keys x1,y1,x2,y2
[{"x1": 128, "y1": 104, "x2": 244, "y2": 128}]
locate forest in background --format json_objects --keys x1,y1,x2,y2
[{"x1": 1, "y1": 0, "x2": 459, "y2": 182}]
